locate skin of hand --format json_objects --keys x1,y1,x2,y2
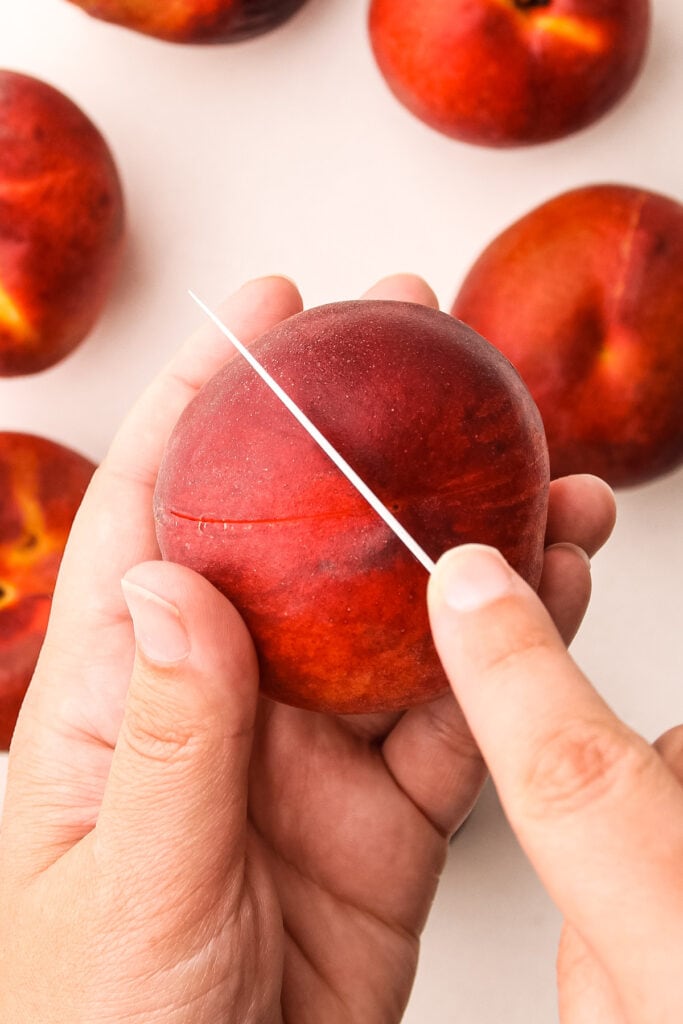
[
  {"x1": 0, "y1": 274, "x2": 616, "y2": 1024},
  {"x1": 428, "y1": 546, "x2": 683, "y2": 1024}
]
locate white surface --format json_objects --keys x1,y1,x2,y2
[{"x1": 1, "y1": 1, "x2": 682, "y2": 1020}]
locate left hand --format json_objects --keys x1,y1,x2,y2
[{"x1": 0, "y1": 274, "x2": 615, "y2": 1024}]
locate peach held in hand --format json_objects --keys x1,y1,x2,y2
[
  {"x1": 369, "y1": 0, "x2": 650, "y2": 147},
  {"x1": 0, "y1": 70, "x2": 124, "y2": 376},
  {"x1": 0, "y1": 433, "x2": 95, "y2": 748},
  {"x1": 154, "y1": 301, "x2": 549, "y2": 714},
  {"x1": 65, "y1": 0, "x2": 310, "y2": 43},
  {"x1": 452, "y1": 185, "x2": 683, "y2": 488}
]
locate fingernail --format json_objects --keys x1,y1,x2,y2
[
  {"x1": 121, "y1": 579, "x2": 190, "y2": 665},
  {"x1": 240, "y1": 274, "x2": 298, "y2": 292},
  {"x1": 437, "y1": 544, "x2": 514, "y2": 612},
  {"x1": 545, "y1": 542, "x2": 591, "y2": 568}
]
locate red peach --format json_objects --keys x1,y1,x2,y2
[
  {"x1": 0, "y1": 432, "x2": 95, "y2": 748},
  {"x1": 0, "y1": 70, "x2": 124, "y2": 376},
  {"x1": 452, "y1": 184, "x2": 683, "y2": 487},
  {"x1": 154, "y1": 300, "x2": 549, "y2": 715},
  {"x1": 369, "y1": 0, "x2": 650, "y2": 147},
  {"x1": 65, "y1": 0, "x2": 310, "y2": 43}
]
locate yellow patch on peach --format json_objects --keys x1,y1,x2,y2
[
  {"x1": 4, "y1": 491, "x2": 60, "y2": 569},
  {"x1": 0, "y1": 281, "x2": 35, "y2": 343},
  {"x1": 0, "y1": 580, "x2": 17, "y2": 609},
  {"x1": 1, "y1": 456, "x2": 65, "y2": 593},
  {"x1": 533, "y1": 14, "x2": 606, "y2": 52},
  {"x1": 597, "y1": 326, "x2": 643, "y2": 382}
]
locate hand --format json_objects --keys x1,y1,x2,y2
[
  {"x1": 428, "y1": 543, "x2": 683, "y2": 1023},
  {"x1": 0, "y1": 274, "x2": 614, "y2": 1024}
]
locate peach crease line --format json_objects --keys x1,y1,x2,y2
[{"x1": 188, "y1": 290, "x2": 436, "y2": 575}]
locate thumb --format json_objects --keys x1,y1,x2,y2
[{"x1": 96, "y1": 560, "x2": 259, "y2": 899}]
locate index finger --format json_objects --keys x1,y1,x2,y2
[{"x1": 427, "y1": 544, "x2": 683, "y2": 1020}]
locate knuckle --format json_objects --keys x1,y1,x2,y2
[
  {"x1": 557, "y1": 924, "x2": 591, "y2": 977},
  {"x1": 122, "y1": 694, "x2": 200, "y2": 768},
  {"x1": 482, "y1": 627, "x2": 559, "y2": 683},
  {"x1": 97, "y1": 455, "x2": 156, "y2": 490},
  {"x1": 425, "y1": 700, "x2": 482, "y2": 764},
  {"x1": 654, "y1": 724, "x2": 683, "y2": 781},
  {"x1": 520, "y1": 719, "x2": 655, "y2": 820}
]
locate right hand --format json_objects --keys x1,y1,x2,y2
[{"x1": 428, "y1": 541, "x2": 683, "y2": 1023}]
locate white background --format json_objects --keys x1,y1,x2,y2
[{"x1": 1, "y1": 1, "x2": 682, "y2": 1020}]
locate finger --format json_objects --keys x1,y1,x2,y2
[
  {"x1": 654, "y1": 725, "x2": 683, "y2": 785},
  {"x1": 558, "y1": 925, "x2": 627, "y2": 1024},
  {"x1": 546, "y1": 475, "x2": 616, "y2": 557},
  {"x1": 427, "y1": 544, "x2": 683, "y2": 1019},
  {"x1": 381, "y1": 695, "x2": 487, "y2": 836},
  {"x1": 381, "y1": 692, "x2": 486, "y2": 836},
  {"x1": 367, "y1": 484, "x2": 598, "y2": 810},
  {"x1": 540, "y1": 473, "x2": 615, "y2": 649},
  {"x1": 361, "y1": 273, "x2": 439, "y2": 308},
  {"x1": 548, "y1": 724, "x2": 683, "y2": 1023},
  {"x1": 95, "y1": 560, "x2": 259, "y2": 903},
  {"x1": 537, "y1": 543, "x2": 591, "y2": 646}
]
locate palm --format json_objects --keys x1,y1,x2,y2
[{"x1": 248, "y1": 700, "x2": 458, "y2": 1022}]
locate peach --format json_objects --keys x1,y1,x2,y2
[
  {"x1": 154, "y1": 300, "x2": 549, "y2": 714},
  {"x1": 369, "y1": 0, "x2": 650, "y2": 147},
  {"x1": 65, "y1": 0, "x2": 309, "y2": 43},
  {"x1": 452, "y1": 184, "x2": 683, "y2": 487},
  {"x1": 0, "y1": 432, "x2": 95, "y2": 748},
  {"x1": 0, "y1": 70, "x2": 124, "y2": 376}
]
